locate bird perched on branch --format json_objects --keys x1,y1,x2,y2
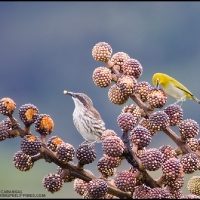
[
  {"x1": 152, "y1": 73, "x2": 200, "y2": 104},
  {"x1": 63, "y1": 90, "x2": 106, "y2": 145}
]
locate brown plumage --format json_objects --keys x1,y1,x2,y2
[{"x1": 63, "y1": 90, "x2": 106, "y2": 144}]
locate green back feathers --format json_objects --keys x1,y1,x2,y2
[{"x1": 153, "y1": 73, "x2": 194, "y2": 99}]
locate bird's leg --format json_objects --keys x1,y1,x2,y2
[
  {"x1": 81, "y1": 140, "x2": 95, "y2": 148},
  {"x1": 87, "y1": 141, "x2": 95, "y2": 148},
  {"x1": 172, "y1": 99, "x2": 183, "y2": 106},
  {"x1": 81, "y1": 140, "x2": 89, "y2": 146}
]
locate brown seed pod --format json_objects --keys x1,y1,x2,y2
[
  {"x1": 18, "y1": 104, "x2": 39, "y2": 126},
  {"x1": 13, "y1": 151, "x2": 34, "y2": 172},
  {"x1": 34, "y1": 114, "x2": 54, "y2": 135},
  {"x1": 85, "y1": 178, "x2": 108, "y2": 199},
  {"x1": 43, "y1": 173, "x2": 63, "y2": 193},
  {"x1": 180, "y1": 153, "x2": 199, "y2": 174},
  {"x1": 162, "y1": 158, "x2": 183, "y2": 180},
  {"x1": 122, "y1": 104, "x2": 141, "y2": 122},
  {"x1": 20, "y1": 135, "x2": 42, "y2": 155},
  {"x1": 92, "y1": 42, "x2": 112, "y2": 62},
  {"x1": 102, "y1": 136, "x2": 124, "y2": 157},
  {"x1": 140, "y1": 148, "x2": 163, "y2": 171},
  {"x1": 101, "y1": 129, "x2": 117, "y2": 141},
  {"x1": 187, "y1": 176, "x2": 200, "y2": 196},
  {"x1": 111, "y1": 52, "x2": 130, "y2": 72},
  {"x1": 164, "y1": 104, "x2": 183, "y2": 126},
  {"x1": 159, "y1": 145, "x2": 178, "y2": 163},
  {"x1": 116, "y1": 75, "x2": 137, "y2": 95},
  {"x1": 149, "y1": 111, "x2": 170, "y2": 131},
  {"x1": 133, "y1": 81, "x2": 152, "y2": 102},
  {"x1": 0, "y1": 97, "x2": 16, "y2": 116},
  {"x1": 92, "y1": 67, "x2": 112, "y2": 88},
  {"x1": 179, "y1": 119, "x2": 199, "y2": 140},
  {"x1": 117, "y1": 112, "x2": 137, "y2": 132},
  {"x1": 76, "y1": 143, "x2": 96, "y2": 165},
  {"x1": 123, "y1": 58, "x2": 143, "y2": 79},
  {"x1": 147, "y1": 88, "x2": 167, "y2": 108},
  {"x1": 108, "y1": 84, "x2": 129, "y2": 105},
  {"x1": 114, "y1": 170, "x2": 136, "y2": 193},
  {"x1": 129, "y1": 125, "x2": 152, "y2": 148}
]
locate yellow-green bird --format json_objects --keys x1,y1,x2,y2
[{"x1": 152, "y1": 73, "x2": 200, "y2": 104}]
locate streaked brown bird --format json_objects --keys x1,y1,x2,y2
[{"x1": 63, "y1": 90, "x2": 106, "y2": 145}]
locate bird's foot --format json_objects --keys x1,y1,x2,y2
[
  {"x1": 172, "y1": 99, "x2": 183, "y2": 107},
  {"x1": 80, "y1": 141, "x2": 95, "y2": 148}
]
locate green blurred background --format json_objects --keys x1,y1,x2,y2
[{"x1": 0, "y1": 2, "x2": 200, "y2": 198}]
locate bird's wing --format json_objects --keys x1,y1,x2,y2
[{"x1": 175, "y1": 85, "x2": 194, "y2": 98}]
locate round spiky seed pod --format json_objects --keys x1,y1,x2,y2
[
  {"x1": 57, "y1": 162, "x2": 75, "y2": 182},
  {"x1": 147, "y1": 188, "x2": 170, "y2": 199},
  {"x1": 185, "y1": 194, "x2": 200, "y2": 199},
  {"x1": 129, "y1": 125, "x2": 152, "y2": 148},
  {"x1": 133, "y1": 81, "x2": 152, "y2": 102},
  {"x1": 101, "y1": 129, "x2": 117, "y2": 141},
  {"x1": 123, "y1": 58, "x2": 143, "y2": 79},
  {"x1": 186, "y1": 138, "x2": 199, "y2": 152},
  {"x1": 74, "y1": 169, "x2": 93, "y2": 196},
  {"x1": 76, "y1": 144, "x2": 96, "y2": 165},
  {"x1": 18, "y1": 104, "x2": 39, "y2": 126},
  {"x1": 85, "y1": 178, "x2": 108, "y2": 199},
  {"x1": 92, "y1": 42, "x2": 112, "y2": 62},
  {"x1": 0, "y1": 97, "x2": 16, "y2": 116},
  {"x1": 165, "y1": 186, "x2": 184, "y2": 199},
  {"x1": 147, "y1": 88, "x2": 167, "y2": 108},
  {"x1": 0, "y1": 121, "x2": 9, "y2": 141},
  {"x1": 47, "y1": 135, "x2": 63, "y2": 152},
  {"x1": 179, "y1": 119, "x2": 199, "y2": 140},
  {"x1": 139, "y1": 118, "x2": 157, "y2": 136},
  {"x1": 117, "y1": 112, "x2": 137, "y2": 132},
  {"x1": 97, "y1": 156, "x2": 116, "y2": 177},
  {"x1": 187, "y1": 176, "x2": 200, "y2": 196},
  {"x1": 141, "y1": 148, "x2": 163, "y2": 171},
  {"x1": 20, "y1": 135, "x2": 42, "y2": 155},
  {"x1": 43, "y1": 173, "x2": 63, "y2": 193},
  {"x1": 149, "y1": 111, "x2": 170, "y2": 131},
  {"x1": 164, "y1": 104, "x2": 183, "y2": 126},
  {"x1": 92, "y1": 67, "x2": 112, "y2": 88},
  {"x1": 102, "y1": 154, "x2": 121, "y2": 168},
  {"x1": 34, "y1": 114, "x2": 54, "y2": 135},
  {"x1": 180, "y1": 153, "x2": 199, "y2": 174},
  {"x1": 13, "y1": 151, "x2": 34, "y2": 171},
  {"x1": 108, "y1": 84, "x2": 129, "y2": 105},
  {"x1": 111, "y1": 52, "x2": 130, "y2": 73},
  {"x1": 102, "y1": 136, "x2": 124, "y2": 157},
  {"x1": 116, "y1": 75, "x2": 136, "y2": 95},
  {"x1": 133, "y1": 184, "x2": 151, "y2": 199},
  {"x1": 56, "y1": 143, "x2": 75, "y2": 162},
  {"x1": 164, "y1": 176, "x2": 184, "y2": 190},
  {"x1": 114, "y1": 170, "x2": 136, "y2": 193},
  {"x1": 122, "y1": 104, "x2": 141, "y2": 122},
  {"x1": 162, "y1": 158, "x2": 183, "y2": 180},
  {"x1": 159, "y1": 145, "x2": 178, "y2": 163},
  {"x1": 2, "y1": 117, "x2": 19, "y2": 138},
  {"x1": 74, "y1": 179, "x2": 88, "y2": 196}
]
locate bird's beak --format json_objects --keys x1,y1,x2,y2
[
  {"x1": 156, "y1": 78, "x2": 160, "y2": 89},
  {"x1": 63, "y1": 90, "x2": 75, "y2": 97}
]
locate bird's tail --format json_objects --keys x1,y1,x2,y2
[{"x1": 193, "y1": 96, "x2": 200, "y2": 104}]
